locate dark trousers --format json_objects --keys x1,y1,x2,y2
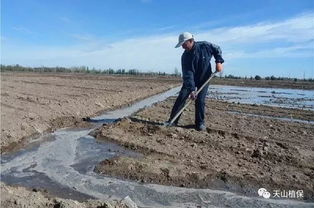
[{"x1": 168, "y1": 84, "x2": 209, "y2": 126}]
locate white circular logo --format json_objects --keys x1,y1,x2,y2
[
  {"x1": 263, "y1": 191, "x2": 271, "y2": 199},
  {"x1": 258, "y1": 188, "x2": 267, "y2": 197},
  {"x1": 258, "y1": 188, "x2": 271, "y2": 199}
]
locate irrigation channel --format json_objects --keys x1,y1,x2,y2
[{"x1": 1, "y1": 85, "x2": 314, "y2": 208}]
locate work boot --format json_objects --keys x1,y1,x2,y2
[{"x1": 196, "y1": 124, "x2": 206, "y2": 131}]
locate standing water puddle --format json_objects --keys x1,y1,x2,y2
[
  {"x1": 208, "y1": 85, "x2": 314, "y2": 110},
  {"x1": 1, "y1": 86, "x2": 313, "y2": 208}
]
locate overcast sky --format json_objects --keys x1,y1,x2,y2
[{"x1": 1, "y1": 0, "x2": 314, "y2": 78}]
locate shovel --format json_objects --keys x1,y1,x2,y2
[{"x1": 165, "y1": 72, "x2": 217, "y2": 126}]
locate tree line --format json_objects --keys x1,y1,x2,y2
[
  {"x1": 1, "y1": 64, "x2": 313, "y2": 81},
  {"x1": 0, "y1": 64, "x2": 177, "y2": 77}
]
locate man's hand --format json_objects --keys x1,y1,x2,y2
[
  {"x1": 189, "y1": 91, "x2": 197, "y2": 100},
  {"x1": 215, "y1": 62, "x2": 223, "y2": 73}
]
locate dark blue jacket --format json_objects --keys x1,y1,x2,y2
[{"x1": 181, "y1": 41, "x2": 224, "y2": 91}]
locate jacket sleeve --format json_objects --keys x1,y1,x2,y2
[
  {"x1": 181, "y1": 53, "x2": 196, "y2": 92},
  {"x1": 209, "y1": 43, "x2": 224, "y2": 64}
]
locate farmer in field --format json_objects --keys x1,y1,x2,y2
[{"x1": 167, "y1": 32, "x2": 224, "y2": 131}]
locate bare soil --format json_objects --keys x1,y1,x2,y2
[
  {"x1": 95, "y1": 98, "x2": 314, "y2": 200},
  {"x1": 1, "y1": 72, "x2": 180, "y2": 208},
  {"x1": 0, "y1": 182, "x2": 130, "y2": 208},
  {"x1": 0, "y1": 72, "x2": 179, "y2": 153},
  {"x1": 1, "y1": 72, "x2": 314, "y2": 206}
]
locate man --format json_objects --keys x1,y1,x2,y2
[{"x1": 167, "y1": 32, "x2": 224, "y2": 131}]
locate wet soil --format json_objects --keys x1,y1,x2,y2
[{"x1": 95, "y1": 98, "x2": 314, "y2": 200}]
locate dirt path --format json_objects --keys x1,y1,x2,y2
[
  {"x1": 0, "y1": 72, "x2": 179, "y2": 153},
  {"x1": 95, "y1": 98, "x2": 314, "y2": 201}
]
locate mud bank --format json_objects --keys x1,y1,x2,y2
[
  {"x1": 0, "y1": 182, "x2": 133, "y2": 208},
  {"x1": 95, "y1": 98, "x2": 314, "y2": 201}
]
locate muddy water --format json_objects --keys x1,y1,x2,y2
[{"x1": 1, "y1": 86, "x2": 314, "y2": 208}]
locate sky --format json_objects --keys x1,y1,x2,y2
[{"x1": 1, "y1": 0, "x2": 314, "y2": 78}]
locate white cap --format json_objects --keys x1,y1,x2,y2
[{"x1": 175, "y1": 32, "x2": 193, "y2": 48}]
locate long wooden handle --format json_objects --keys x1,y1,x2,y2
[{"x1": 168, "y1": 72, "x2": 216, "y2": 126}]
